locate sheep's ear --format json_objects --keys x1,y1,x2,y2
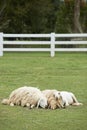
[
  {"x1": 58, "y1": 92, "x2": 61, "y2": 95},
  {"x1": 53, "y1": 94, "x2": 58, "y2": 100},
  {"x1": 53, "y1": 92, "x2": 57, "y2": 97},
  {"x1": 53, "y1": 93, "x2": 58, "y2": 100},
  {"x1": 53, "y1": 92, "x2": 61, "y2": 99},
  {"x1": 58, "y1": 92, "x2": 63, "y2": 99}
]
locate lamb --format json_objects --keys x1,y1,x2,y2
[
  {"x1": 55, "y1": 91, "x2": 83, "y2": 107},
  {"x1": 2, "y1": 86, "x2": 48, "y2": 109},
  {"x1": 42, "y1": 89, "x2": 64, "y2": 109}
]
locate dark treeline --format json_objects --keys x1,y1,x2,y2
[{"x1": 0, "y1": 0, "x2": 87, "y2": 33}]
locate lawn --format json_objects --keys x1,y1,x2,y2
[{"x1": 0, "y1": 52, "x2": 87, "y2": 130}]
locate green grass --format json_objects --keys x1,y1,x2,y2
[{"x1": 0, "y1": 52, "x2": 87, "y2": 130}]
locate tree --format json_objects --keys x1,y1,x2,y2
[
  {"x1": 55, "y1": 0, "x2": 74, "y2": 33},
  {"x1": 0, "y1": 0, "x2": 10, "y2": 31},
  {"x1": 1, "y1": 0, "x2": 54, "y2": 33},
  {"x1": 55, "y1": 0, "x2": 87, "y2": 33},
  {"x1": 0, "y1": 0, "x2": 87, "y2": 33},
  {"x1": 74, "y1": 0, "x2": 83, "y2": 33}
]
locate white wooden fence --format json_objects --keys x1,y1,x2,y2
[{"x1": 0, "y1": 32, "x2": 87, "y2": 57}]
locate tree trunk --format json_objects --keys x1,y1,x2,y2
[{"x1": 74, "y1": 0, "x2": 83, "y2": 33}]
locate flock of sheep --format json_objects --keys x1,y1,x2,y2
[{"x1": 2, "y1": 86, "x2": 83, "y2": 110}]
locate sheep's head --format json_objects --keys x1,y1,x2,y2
[
  {"x1": 48, "y1": 97, "x2": 58, "y2": 110},
  {"x1": 53, "y1": 91, "x2": 66, "y2": 108},
  {"x1": 37, "y1": 96, "x2": 48, "y2": 108}
]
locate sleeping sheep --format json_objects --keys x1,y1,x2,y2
[
  {"x1": 2, "y1": 86, "x2": 48, "y2": 109},
  {"x1": 42, "y1": 89, "x2": 64, "y2": 109},
  {"x1": 54, "y1": 91, "x2": 83, "y2": 107}
]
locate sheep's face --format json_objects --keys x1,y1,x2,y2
[
  {"x1": 53, "y1": 92, "x2": 65, "y2": 108},
  {"x1": 38, "y1": 97, "x2": 48, "y2": 108},
  {"x1": 48, "y1": 97, "x2": 58, "y2": 109}
]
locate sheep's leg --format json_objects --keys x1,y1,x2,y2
[
  {"x1": 65, "y1": 101, "x2": 69, "y2": 107},
  {"x1": 37, "y1": 100, "x2": 40, "y2": 108},
  {"x1": 70, "y1": 93, "x2": 79, "y2": 103},
  {"x1": 72, "y1": 102, "x2": 83, "y2": 106},
  {"x1": 30, "y1": 104, "x2": 35, "y2": 109},
  {"x1": 26, "y1": 103, "x2": 31, "y2": 108},
  {"x1": 10, "y1": 102, "x2": 14, "y2": 106},
  {"x1": 71, "y1": 93, "x2": 83, "y2": 106},
  {"x1": 1, "y1": 99, "x2": 10, "y2": 105}
]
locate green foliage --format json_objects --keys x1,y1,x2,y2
[
  {"x1": 55, "y1": 1, "x2": 87, "y2": 33},
  {"x1": 1, "y1": 0, "x2": 55, "y2": 33},
  {"x1": 55, "y1": 1, "x2": 74, "y2": 33},
  {"x1": 80, "y1": 4, "x2": 87, "y2": 33},
  {"x1": 0, "y1": 0, "x2": 87, "y2": 33},
  {"x1": 0, "y1": 0, "x2": 10, "y2": 31}
]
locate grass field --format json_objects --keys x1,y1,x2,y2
[{"x1": 0, "y1": 52, "x2": 87, "y2": 130}]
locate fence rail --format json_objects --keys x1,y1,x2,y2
[{"x1": 0, "y1": 32, "x2": 87, "y2": 57}]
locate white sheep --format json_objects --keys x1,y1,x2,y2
[
  {"x1": 42, "y1": 89, "x2": 64, "y2": 109},
  {"x1": 55, "y1": 91, "x2": 83, "y2": 107},
  {"x1": 2, "y1": 86, "x2": 29, "y2": 106},
  {"x1": 2, "y1": 86, "x2": 48, "y2": 109},
  {"x1": 21, "y1": 87, "x2": 48, "y2": 109}
]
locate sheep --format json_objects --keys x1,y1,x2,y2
[
  {"x1": 55, "y1": 91, "x2": 83, "y2": 107},
  {"x1": 42, "y1": 89, "x2": 64, "y2": 109},
  {"x1": 21, "y1": 88, "x2": 48, "y2": 109},
  {"x1": 2, "y1": 86, "x2": 29, "y2": 106},
  {"x1": 2, "y1": 86, "x2": 48, "y2": 109},
  {"x1": 47, "y1": 96, "x2": 63, "y2": 110}
]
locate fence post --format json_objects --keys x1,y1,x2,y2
[
  {"x1": 0, "y1": 32, "x2": 3, "y2": 56},
  {"x1": 51, "y1": 32, "x2": 55, "y2": 57}
]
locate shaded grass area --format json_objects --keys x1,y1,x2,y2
[{"x1": 0, "y1": 52, "x2": 87, "y2": 130}]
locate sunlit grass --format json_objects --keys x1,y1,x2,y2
[{"x1": 0, "y1": 52, "x2": 87, "y2": 130}]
